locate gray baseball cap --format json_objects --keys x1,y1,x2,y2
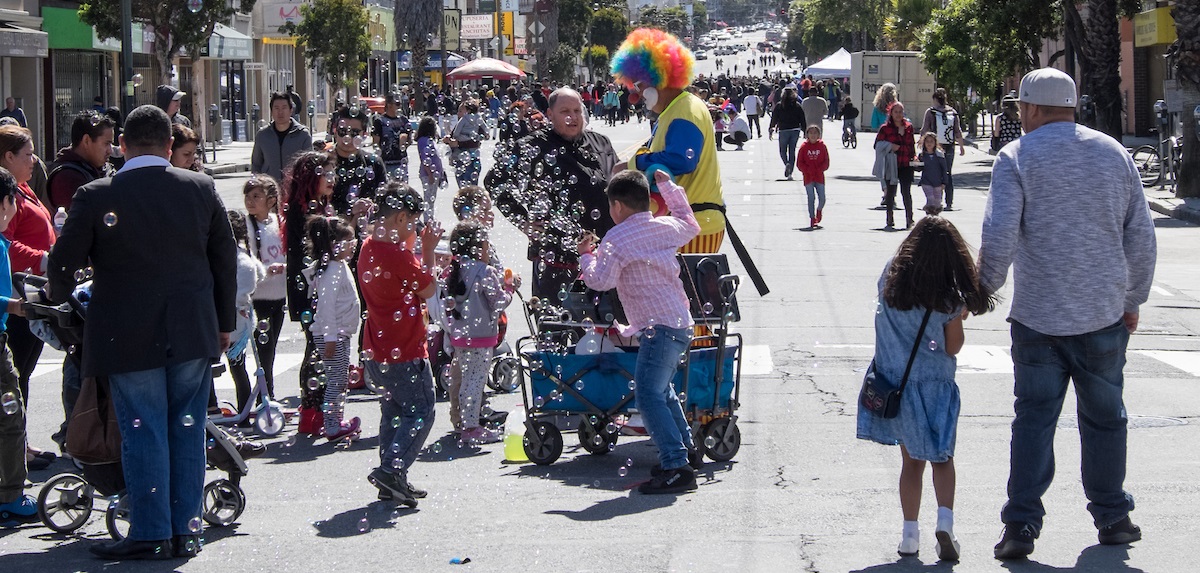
[{"x1": 1018, "y1": 68, "x2": 1077, "y2": 108}]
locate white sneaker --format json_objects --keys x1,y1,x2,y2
[
  {"x1": 898, "y1": 532, "x2": 920, "y2": 556},
  {"x1": 935, "y1": 528, "x2": 960, "y2": 561}
]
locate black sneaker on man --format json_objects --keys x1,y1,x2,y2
[
  {"x1": 650, "y1": 449, "x2": 705, "y2": 476},
  {"x1": 1098, "y1": 516, "x2": 1141, "y2": 545},
  {"x1": 367, "y1": 468, "x2": 417, "y2": 508},
  {"x1": 994, "y1": 523, "x2": 1038, "y2": 560},
  {"x1": 638, "y1": 467, "x2": 697, "y2": 495},
  {"x1": 377, "y1": 480, "x2": 427, "y2": 500}
]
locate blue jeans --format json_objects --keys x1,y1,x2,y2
[
  {"x1": 778, "y1": 129, "x2": 800, "y2": 177},
  {"x1": 805, "y1": 183, "x2": 826, "y2": 219},
  {"x1": 452, "y1": 148, "x2": 481, "y2": 187},
  {"x1": 1002, "y1": 320, "x2": 1135, "y2": 531},
  {"x1": 636, "y1": 325, "x2": 694, "y2": 470},
  {"x1": 108, "y1": 358, "x2": 211, "y2": 540},
  {"x1": 366, "y1": 359, "x2": 435, "y2": 476}
]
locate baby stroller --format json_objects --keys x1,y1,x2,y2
[{"x1": 14, "y1": 273, "x2": 256, "y2": 538}]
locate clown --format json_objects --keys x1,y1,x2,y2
[{"x1": 611, "y1": 28, "x2": 725, "y2": 254}]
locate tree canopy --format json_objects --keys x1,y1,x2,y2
[{"x1": 281, "y1": 0, "x2": 369, "y2": 93}]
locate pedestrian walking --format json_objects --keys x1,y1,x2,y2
[
  {"x1": 801, "y1": 89, "x2": 828, "y2": 129},
  {"x1": 415, "y1": 117, "x2": 445, "y2": 217},
  {"x1": 768, "y1": 87, "x2": 805, "y2": 181},
  {"x1": 243, "y1": 175, "x2": 286, "y2": 399},
  {"x1": 919, "y1": 89, "x2": 965, "y2": 210},
  {"x1": 251, "y1": 92, "x2": 313, "y2": 183},
  {"x1": 169, "y1": 124, "x2": 202, "y2": 172},
  {"x1": 742, "y1": 91, "x2": 763, "y2": 137},
  {"x1": 875, "y1": 102, "x2": 916, "y2": 230},
  {"x1": 796, "y1": 125, "x2": 829, "y2": 228},
  {"x1": 872, "y1": 83, "x2": 898, "y2": 131},
  {"x1": 915, "y1": 133, "x2": 949, "y2": 214},
  {"x1": 330, "y1": 107, "x2": 385, "y2": 216},
  {"x1": 444, "y1": 100, "x2": 488, "y2": 188},
  {"x1": 977, "y1": 68, "x2": 1157, "y2": 560},
  {"x1": 857, "y1": 216, "x2": 994, "y2": 562},
  {"x1": 0, "y1": 98, "x2": 27, "y2": 127},
  {"x1": 991, "y1": 96, "x2": 1022, "y2": 154}
]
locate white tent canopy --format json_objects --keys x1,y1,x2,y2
[{"x1": 804, "y1": 48, "x2": 851, "y2": 78}]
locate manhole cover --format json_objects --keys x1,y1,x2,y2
[{"x1": 1057, "y1": 415, "x2": 1186, "y2": 429}]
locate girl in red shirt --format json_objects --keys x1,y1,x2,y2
[{"x1": 796, "y1": 125, "x2": 830, "y2": 229}]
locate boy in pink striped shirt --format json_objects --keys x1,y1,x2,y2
[{"x1": 579, "y1": 170, "x2": 702, "y2": 494}]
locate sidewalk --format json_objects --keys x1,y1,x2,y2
[{"x1": 202, "y1": 141, "x2": 255, "y2": 176}]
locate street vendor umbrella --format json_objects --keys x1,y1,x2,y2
[{"x1": 446, "y1": 57, "x2": 526, "y2": 81}]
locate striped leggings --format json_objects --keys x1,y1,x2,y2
[{"x1": 314, "y1": 335, "x2": 351, "y2": 435}]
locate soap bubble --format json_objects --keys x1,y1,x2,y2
[
  {"x1": 928, "y1": 340, "x2": 938, "y2": 351},
  {"x1": 357, "y1": 517, "x2": 369, "y2": 532},
  {"x1": 103, "y1": 212, "x2": 118, "y2": 227},
  {"x1": 685, "y1": 149, "x2": 695, "y2": 160},
  {"x1": 1, "y1": 392, "x2": 18, "y2": 415},
  {"x1": 181, "y1": 414, "x2": 195, "y2": 427},
  {"x1": 704, "y1": 435, "x2": 717, "y2": 449},
  {"x1": 618, "y1": 466, "x2": 628, "y2": 477},
  {"x1": 188, "y1": 516, "x2": 202, "y2": 532}
]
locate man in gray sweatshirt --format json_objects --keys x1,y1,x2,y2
[{"x1": 979, "y1": 68, "x2": 1156, "y2": 560}]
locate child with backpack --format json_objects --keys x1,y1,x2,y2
[
  {"x1": 303, "y1": 216, "x2": 361, "y2": 441},
  {"x1": 796, "y1": 125, "x2": 830, "y2": 229},
  {"x1": 440, "y1": 221, "x2": 513, "y2": 443},
  {"x1": 856, "y1": 216, "x2": 994, "y2": 561}
]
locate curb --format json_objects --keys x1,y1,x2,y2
[
  {"x1": 1147, "y1": 197, "x2": 1200, "y2": 225},
  {"x1": 205, "y1": 162, "x2": 251, "y2": 176}
]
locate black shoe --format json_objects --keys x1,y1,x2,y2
[
  {"x1": 172, "y1": 535, "x2": 202, "y2": 558},
  {"x1": 377, "y1": 480, "x2": 427, "y2": 500},
  {"x1": 90, "y1": 537, "x2": 174, "y2": 560},
  {"x1": 368, "y1": 468, "x2": 417, "y2": 508},
  {"x1": 638, "y1": 467, "x2": 697, "y2": 495},
  {"x1": 994, "y1": 523, "x2": 1038, "y2": 560},
  {"x1": 1098, "y1": 516, "x2": 1141, "y2": 545},
  {"x1": 650, "y1": 449, "x2": 705, "y2": 476},
  {"x1": 235, "y1": 440, "x2": 267, "y2": 460},
  {"x1": 26, "y1": 456, "x2": 50, "y2": 471}
]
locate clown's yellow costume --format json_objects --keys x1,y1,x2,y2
[{"x1": 612, "y1": 29, "x2": 725, "y2": 254}]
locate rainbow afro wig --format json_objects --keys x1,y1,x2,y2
[{"x1": 610, "y1": 28, "x2": 695, "y2": 91}]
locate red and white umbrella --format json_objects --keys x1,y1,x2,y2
[{"x1": 446, "y1": 57, "x2": 526, "y2": 81}]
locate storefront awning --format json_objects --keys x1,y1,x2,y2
[
  {"x1": 200, "y1": 23, "x2": 252, "y2": 60},
  {"x1": 0, "y1": 22, "x2": 47, "y2": 58}
]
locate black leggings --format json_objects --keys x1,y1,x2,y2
[
  {"x1": 884, "y1": 166, "x2": 916, "y2": 227},
  {"x1": 5, "y1": 314, "x2": 43, "y2": 407},
  {"x1": 252, "y1": 299, "x2": 286, "y2": 398}
]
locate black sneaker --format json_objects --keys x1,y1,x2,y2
[
  {"x1": 651, "y1": 450, "x2": 705, "y2": 476},
  {"x1": 638, "y1": 467, "x2": 697, "y2": 495},
  {"x1": 1098, "y1": 516, "x2": 1141, "y2": 545},
  {"x1": 367, "y1": 468, "x2": 417, "y2": 508},
  {"x1": 994, "y1": 523, "x2": 1038, "y2": 560},
  {"x1": 377, "y1": 480, "x2": 427, "y2": 500}
]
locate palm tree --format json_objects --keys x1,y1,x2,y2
[
  {"x1": 1167, "y1": 0, "x2": 1200, "y2": 197},
  {"x1": 394, "y1": 0, "x2": 441, "y2": 88},
  {"x1": 1082, "y1": 0, "x2": 1123, "y2": 143}
]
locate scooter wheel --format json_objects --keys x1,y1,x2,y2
[{"x1": 255, "y1": 402, "x2": 286, "y2": 436}]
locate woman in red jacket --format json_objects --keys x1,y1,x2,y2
[
  {"x1": 796, "y1": 125, "x2": 830, "y2": 229},
  {"x1": 0, "y1": 125, "x2": 57, "y2": 467},
  {"x1": 875, "y1": 102, "x2": 917, "y2": 229}
]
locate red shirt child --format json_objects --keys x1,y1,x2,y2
[{"x1": 796, "y1": 129, "x2": 830, "y2": 185}]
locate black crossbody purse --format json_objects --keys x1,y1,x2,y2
[{"x1": 859, "y1": 308, "x2": 934, "y2": 419}]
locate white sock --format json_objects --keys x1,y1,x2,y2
[
  {"x1": 903, "y1": 520, "x2": 919, "y2": 538},
  {"x1": 937, "y1": 507, "x2": 954, "y2": 532}
]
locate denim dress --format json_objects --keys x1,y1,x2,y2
[{"x1": 857, "y1": 269, "x2": 961, "y2": 462}]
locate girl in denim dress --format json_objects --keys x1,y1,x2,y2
[{"x1": 857, "y1": 216, "x2": 995, "y2": 561}]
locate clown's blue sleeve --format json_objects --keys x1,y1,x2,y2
[{"x1": 632, "y1": 118, "x2": 704, "y2": 176}]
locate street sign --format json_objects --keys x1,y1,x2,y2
[
  {"x1": 500, "y1": 0, "x2": 519, "y2": 11},
  {"x1": 479, "y1": 0, "x2": 495, "y2": 11},
  {"x1": 513, "y1": 36, "x2": 527, "y2": 55},
  {"x1": 528, "y1": 21, "x2": 544, "y2": 38},
  {"x1": 436, "y1": 8, "x2": 461, "y2": 51}
]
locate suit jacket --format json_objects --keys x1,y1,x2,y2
[{"x1": 47, "y1": 161, "x2": 237, "y2": 377}]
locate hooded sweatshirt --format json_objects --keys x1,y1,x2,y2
[
  {"x1": 303, "y1": 259, "x2": 361, "y2": 341},
  {"x1": 796, "y1": 139, "x2": 830, "y2": 185},
  {"x1": 443, "y1": 258, "x2": 512, "y2": 348}
]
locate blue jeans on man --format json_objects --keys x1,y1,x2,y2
[
  {"x1": 635, "y1": 325, "x2": 694, "y2": 471},
  {"x1": 367, "y1": 359, "x2": 435, "y2": 475},
  {"x1": 778, "y1": 129, "x2": 801, "y2": 178},
  {"x1": 1002, "y1": 319, "x2": 1135, "y2": 531},
  {"x1": 108, "y1": 358, "x2": 211, "y2": 541}
]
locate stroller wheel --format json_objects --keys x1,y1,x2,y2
[
  {"x1": 487, "y1": 356, "x2": 521, "y2": 393},
  {"x1": 702, "y1": 418, "x2": 741, "y2": 462},
  {"x1": 578, "y1": 417, "x2": 618, "y2": 455},
  {"x1": 105, "y1": 495, "x2": 131, "y2": 540},
  {"x1": 202, "y1": 479, "x2": 246, "y2": 527},
  {"x1": 37, "y1": 473, "x2": 93, "y2": 533},
  {"x1": 434, "y1": 363, "x2": 453, "y2": 400},
  {"x1": 523, "y1": 421, "x2": 563, "y2": 465},
  {"x1": 254, "y1": 402, "x2": 286, "y2": 437}
]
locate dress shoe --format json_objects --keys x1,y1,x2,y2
[
  {"x1": 235, "y1": 439, "x2": 267, "y2": 460},
  {"x1": 172, "y1": 534, "x2": 203, "y2": 557},
  {"x1": 90, "y1": 537, "x2": 173, "y2": 560}
]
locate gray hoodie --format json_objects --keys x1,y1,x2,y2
[
  {"x1": 251, "y1": 119, "x2": 313, "y2": 182},
  {"x1": 444, "y1": 259, "x2": 512, "y2": 346}
]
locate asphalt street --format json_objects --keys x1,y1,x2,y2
[{"x1": 3, "y1": 43, "x2": 1199, "y2": 573}]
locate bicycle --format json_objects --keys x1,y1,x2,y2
[
  {"x1": 1130, "y1": 128, "x2": 1182, "y2": 190},
  {"x1": 841, "y1": 122, "x2": 858, "y2": 149}
]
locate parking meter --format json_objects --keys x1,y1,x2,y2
[
  {"x1": 251, "y1": 103, "x2": 261, "y2": 127},
  {"x1": 307, "y1": 100, "x2": 316, "y2": 131}
]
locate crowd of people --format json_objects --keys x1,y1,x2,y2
[{"x1": 0, "y1": 21, "x2": 1156, "y2": 568}]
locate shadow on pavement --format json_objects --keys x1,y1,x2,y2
[
  {"x1": 544, "y1": 492, "x2": 678, "y2": 521},
  {"x1": 849, "y1": 555, "x2": 956, "y2": 572},
  {"x1": 256, "y1": 432, "x2": 378, "y2": 465},
  {"x1": 952, "y1": 171, "x2": 994, "y2": 190},
  {"x1": 416, "y1": 433, "x2": 493, "y2": 463},
  {"x1": 313, "y1": 501, "x2": 417, "y2": 538},
  {"x1": 1153, "y1": 217, "x2": 1196, "y2": 228},
  {"x1": 997, "y1": 543, "x2": 1145, "y2": 573}
]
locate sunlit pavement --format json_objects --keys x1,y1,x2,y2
[{"x1": 5, "y1": 62, "x2": 1199, "y2": 573}]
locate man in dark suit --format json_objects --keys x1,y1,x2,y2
[{"x1": 48, "y1": 105, "x2": 236, "y2": 560}]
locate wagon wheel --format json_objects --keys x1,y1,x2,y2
[
  {"x1": 37, "y1": 473, "x2": 93, "y2": 533},
  {"x1": 523, "y1": 421, "x2": 563, "y2": 465},
  {"x1": 703, "y1": 418, "x2": 741, "y2": 462},
  {"x1": 578, "y1": 417, "x2": 618, "y2": 455},
  {"x1": 105, "y1": 495, "x2": 131, "y2": 540}
]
